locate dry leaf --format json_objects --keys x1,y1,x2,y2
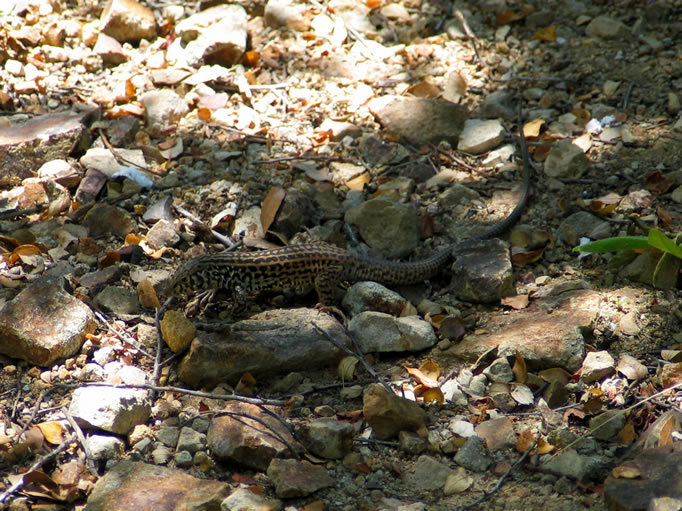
[
  {"x1": 539, "y1": 367, "x2": 572, "y2": 386},
  {"x1": 137, "y1": 279, "x2": 161, "y2": 309},
  {"x1": 612, "y1": 462, "x2": 641, "y2": 479},
  {"x1": 260, "y1": 187, "x2": 287, "y2": 234},
  {"x1": 515, "y1": 429, "x2": 535, "y2": 453},
  {"x1": 236, "y1": 372, "x2": 256, "y2": 396},
  {"x1": 512, "y1": 350, "x2": 528, "y2": 383},
  {"x1": 443, "y1": 71, "x2": 467, "y2": 103},
  {"x1": 523, "y1": 119, "x2": 545, "y2": 138},
  {"x1": 36, "y1": 421, "x2": 66, "y2": 445},
  {"x1": 511, "y1": 246, "x2": 545, "y2": 267},
  {"x1": 414, "y1": 385, "x2": 444, "y2": 404},
  {"x1": 346, "y1": 172, "x2": 370, "y2": 191},
  {"x1": 418, "y1": 360, "x2": 441, "y2": 381},
  {"x1": 533, "y1": 25, "x2": 557, "y2": 42},
  {"x1": 405, "y1": 366, "x2": 439, "y2": 388},
  {"x1": 535, "y1": 436, "x2": 554, "y2": 454},
  {"x1": 511, "y1": 384, "x2": 533, "y2": 406},
  {"x1": 338, "y1": 356, "x2": 358, "y2": 380},
  {"x1": 405, "y1": 81, "x2": 440, "y2": 99},
  {"x1": 616, "y1": 423, "x2": 637, "y2": 446},
  {"x1": 502, "y1": 294, "x2": 529, "y2": 310}
]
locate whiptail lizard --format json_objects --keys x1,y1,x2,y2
[{"x1": 169, "y1": 118, "x2": 531, "y2": 307}]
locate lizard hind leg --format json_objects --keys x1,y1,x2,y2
[{"x1": 313, "y1": 264, "x2": 345, "y2": 306}]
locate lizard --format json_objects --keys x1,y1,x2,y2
[{"x1": 168, "y1": 116, "x2": 531, "y2": 308}]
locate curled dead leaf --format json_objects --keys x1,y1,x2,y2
[{"x1": 260, "y1": 187, "x2": 287, "y2": 234}]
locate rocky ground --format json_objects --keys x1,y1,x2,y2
[{"x1": 1, "y1": 0, "x2": 682, "y2": 510}]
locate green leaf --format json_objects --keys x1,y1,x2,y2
[
  {"x1": 573, "y1": 236, "x2": 651, "y2": 253},
  {"x1": 647, "y1": 229, "x2": 682, "y2": 259}
]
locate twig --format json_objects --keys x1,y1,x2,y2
[
  {"x1": 93, "y1": 310, "x2": 155, "y2": 359},
  {"x1": 312, "y1": 321, "x2": 393, "y2": 395},
  {"x1": 0, "y1": 434, "x2": 75, "y2": 504},
  {"x1": 14, "y1": 387, "x2": 57, "y2": 442},
  {"x1": 53, "y1": 382, "x2": 286, "y2": 406},
  {"x1": 458, "y1": 432, "x2": 540, "y2": 511},
  {"x1": 10, "y1": 366, "x2": 23, "y2": 420},
  {"x1": 173, "y1": 204, "x2": 240, "y2": 249},
  {"x1": 455, "y1": 10, "x2": 483, "y2": 69},
  {"x1": 0, "y1": 205, "x2": 43, "y2": 220},
  {"x1": 97, "y1": 128, "x2": 153, "y2": 173},
  {"x1": 153, "y1": 298, "x2": 174, "y2": 387},
  {"x1": 61, "y1": 407, "x2": 97, "y2": 475}
]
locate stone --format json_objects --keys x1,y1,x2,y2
[
  {"x1": 83, "y1": 461, "x2": 228, "y2": 510},
  {"x1": 69, "y1": 386, "x2": 152, "y2": 435},
  {"x1": 298, "y1": 418, "x2": 354, "y2": 459},
  {"x1": 207, "y1": 402, "x2": 300, "y2": 471},
  {"x1": 344, "y1": 199, "x2": 419, "y2": 259},
  {"x1": 0, "y1": 277, "x2": 96, "y2": 366},
  {"x1": 348, "y1": 313, "x2": 437, "y2": 353},
  {"x1": 266, "y1": 459, "x2": 333, "y2": 498},
  {"x1": 100, "y1": 0, "x2": 156, "y2": 43},
  {"x1": 178, "y1": 309, "x2": 351, "y2": 387},
  {"x1": 362, "y1": 383, "x2": 426, "y2": 440}
]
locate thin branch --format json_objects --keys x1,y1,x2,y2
[
  {"x1": 0, "y1": 435, "x2": 75, "y2": 504},
  {"x1": 312, "y1": 321, "x2": 393, "y2": 395},
  {"x1": 61, "y1": 407, "x2": 97, "y2": 475},
  {"x1": 53, "y1": 382, "x2": 286, "y2": 406}
]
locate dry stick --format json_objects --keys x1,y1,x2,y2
[
  {"x1": 97, "y1": 128, "x2": 153, "y2": 173},
  {"x1": 458, "y1": 432, "x2": 540, "y2": 511},
  {"x1": 173, "y1": 204, "x2": 239, "y2": 250},
  {"x1": 0, "y1": 434, "x2": 75, "y2": 504},
  {"x1": 62, "y1": 407, "x2": 97, "y2": 476},
  {"x1": 10, "y1": 366, "x2": 23, "y2": 420},
  {"x1": 210, "y1": 411, "x2": 300, "y2": 459},
  {"x1": 153, "y1": 298, "x2": 175, "y2": 387},
  {"x1": 550, "y1": 381, "x2": 682, "y2": 460},
  {"x1": 455, "y1": 10, "x2": 483, "y2": 69},
  {"x1": 93, "y1": 310, "x2": 155, "y2": 359},
  {"x1": 0, "y1": 204, "x2": 43, "y2": 221},
  {"x1": 13, "y1": 387, "x2": 54, "y2": 442},
  {"x1": 312, "y1": 321, "x2": 393, "y2": 396},
  {"x1": 53, "y1": 382, "x2": 286, "y2": 406}
]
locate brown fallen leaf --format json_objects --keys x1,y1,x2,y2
[
  {"x1": 260, "y1": 186, "x2": 287, "y2": 235},
  {"x1": 501, "y1": 294, "x2": 529, "y2": 310}
]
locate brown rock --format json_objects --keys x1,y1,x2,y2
[
  {"x1": 100, "y1": 0, "x2": 156, "y2": 43},
  {"x1": 0, "y1": 107, "x2": 96, "y2": 186},
  {"x1": 178, "y1": 309, "x2": 350, "y2": 387},
  {"x1": 83, "y1": 461, "x2": 229, "y2": 511},
  {"x1": 266, "y1": 459, "x2": 333, "y2": 498},
  {"x1": 368, "y1": 96, "x2": 469, "y2": 146},
  {"x1": 0, "y1": 278, "x2": 96, "y2": 366},
  {"x1": 604, "y1": 443, "x2": 682, "y2": 511},
  {"x1": 440, "y1": 286, "x2": 598, "y2": 372},
  {"x1": 362, "y1": 383, "x2": 426, "y2": 440},
  {"x1": 207, "y1": 402, "x2": 300, "y2": 471}
]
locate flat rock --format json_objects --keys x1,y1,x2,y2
[
  {"x1": 363, "y1": 383, "x2": 426, "y2": 440},
  {"x1": 207, "y1": 401, "x2": 300, "y2": 471},
  {"x1": 83, "y1": 461, "x2": 229, "y2": 511},
  {"x1": 178, "y1": 308, "x2": 350, "y2": 387},
  {"x1": 368, "y1": 96, "x2": 469, "y2": 146},
  {"x1": 69, "y1": 386, "x2": 152, "y2": 435},
  {"x1": 0, "y1": 106, "x2": 96, "y2": 186},
  {"x1": 100, "y1": 0, "x2": 156, "y2": 43},
  {"x1": 348, "y1": 312, "x2": 437, "y2": 353},
  {"x1": 439, "y1": 285, "x2": 599, "y2": 372},
  {"x1": 266, "y1": 458, "x2": 334, "y2": 498},
  {"x1": 450, "y1": 239, "x2": 514, "y2": 303},
  {"x1": 0, "y1": 277, "x2": 95, "y2": 366}
]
